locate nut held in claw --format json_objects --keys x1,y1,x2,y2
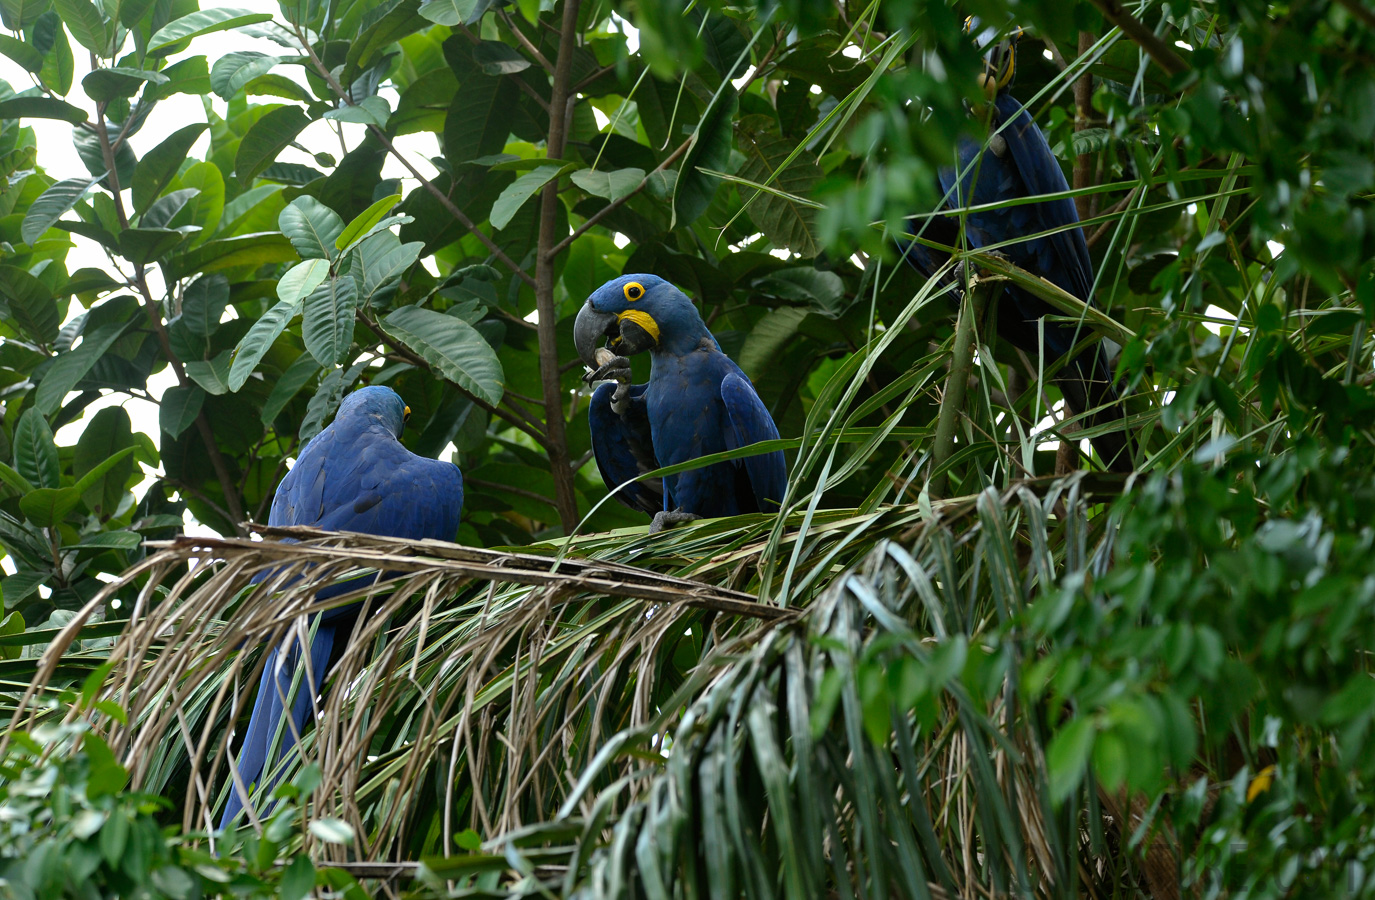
[{"x1": 593, "y1": 347, "x2": 617, "y2": 368}]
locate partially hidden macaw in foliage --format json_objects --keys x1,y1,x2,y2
[
  {"x1": 574, "y1": 275, "x2": 787, "y2": 533},
  {"x1": 905, "y1": 20, "x2": 1133, "y2": 471},
  {"x1": 221, "y1": 386, "x2": 463, "y2": 829}
]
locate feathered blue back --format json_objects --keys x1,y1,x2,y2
[{"x1": 220, "y1": 386, "x2": 463, "y2": 828}]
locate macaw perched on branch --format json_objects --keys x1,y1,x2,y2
[
  {"x1": 905, "y1": 20, "x2": 1133, "y2": 472},
  {"x1": 574, "y1": 274, "x2": 787, "y2": 533},
  {"x1": 220, "y1": 386, "x2": 463, "y2": 829}
]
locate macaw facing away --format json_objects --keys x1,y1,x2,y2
[
  {"x1": 905, "y1": 20, "x2": 1133, "y2": 472},
  {"x1": 220, "y1": 385, "x2": 463, "y2": 829},
  {"x1": 573, "y1": 274, "x2": 787, "y2": 533}
]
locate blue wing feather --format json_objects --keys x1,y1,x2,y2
[
  {"x1": 720, "y1": 373, "x2": 786, "y2": 512},
  {"x1": 222, "y1": 410, "x2": 462, "y2": 829},
  {"x1": 588, "y1": 383, "x2": 663, "y2": 516}
]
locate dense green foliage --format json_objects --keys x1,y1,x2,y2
[{"x1": 0, "y1": 0, "x2": 1373, "y2": 895}]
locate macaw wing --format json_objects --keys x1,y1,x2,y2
[
  {"x1": 995, "y1": 94, "x2": 1095, "y2": 304},
  {"x1": 720, "y1": 372, "x2": 787, "y2": 513},
  {"x1": 589, "y1": 382, "x2": 664, "y2": 515}
]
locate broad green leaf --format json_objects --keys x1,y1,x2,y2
[
  {"x1": 302, "y1": 277, "x2": 359, "y2": 366},
  {"x1": 490, "y1": 165, "x2": 563, "y2": 230},
  {"x1": 36, "y1": 15, "x2": 75, "y2": 94},
  {"x1": 417, "y1": 0, "x2": 489, "y2": 26},
  {"x1": 1046, "y1": 716, "x2": 1096, "y2": 803},
  {"x1": 141, "y1": 188, "x2": 199, "y2": 229},
  {"x1": 81, "y1": 66, "x2": 167, "y2": 102},
  {"x1": 471, "y1": 41, "x2": 529, "y2": 75},
  {"x1": 229, "y1": 298, "x2": 301, "y2": 390},
  {"x1": 442, "y1": 74, "x2": 516, "y2": 165},
  {"x1": 159, "y1": 385, "x2": 205, "y2": 438},
  {"x1": 14, "y1": 408, "x2": 58, "y2": 490},
  {"x1": 173, "y1": 161, "x2": 225, "y2": 244},
  {"x1": 70, "y1": 446, "x2": 136, "y2": 497},
  {"x1": 73, "y1": 407, "x2": 136, "y2": 519},
  {"x1": 338, "y1": 214, "x2": 411, "y2": 255},
  {"x1": 353, "y1": 232, "x2": 422, "y2": 302},
  {"x1": 382, "y1": 305, "x2": 504, "y2": 404},
  {"x1": 181, "y1": 274, "x2": 229, "y2": 336},
  {"x1": 117, "y1": 0, "x2": 157, "y2": 27},
  {"x1": 571, "y1": 167, "x2": 644, "y2": 203},
  {"x1": 234, "y1": 105, "x2": 312, "y2": 184},
  {"x1": 0, "y1": 462, "x2": 33, "y2": 496},
  {"x1": 0, "y1": 265, "x2": 60, "y2": 343},
  {"x1": 277, "y1": 258, "x2": 330, "y2": 304},
  {"x1": 169, "y1": 232, "x2": 296, "y2": 279},
  {"x1": 735, "y1": 117, "x2": 823, "y2": 257},
  {"x1": 20, "y1": 487, "x2": 81, "y2": 527},
  {"x1": 131, "y1": 123, "x2": 208, "y2": 215},
  {"x1": 260, "y1": 353, "x2": 320, "y2": 425},
  {"x1": 244, "y1": 72, "x2": 314, "y2": 103},
  {"x1": 148, "y1": 7, "x2": 274, "y2": 55},
  {"x1": 183, "y1": 350, "x2": 233, "y2": 395},
  {"x1": 35, "y1": 322, "x2": 128, "y2": 414},
  {"x1": 73, "y1": 531, "x2": 141, "y2": 551},
  {"x1": 21, "y1": 175, "x2": 99, "y2": 245},
  {"x1": 0, "y1": 35, "x2": 42, "y2": 71},
  {"x1": 144, "y1": 55, "x2": 211, "y2": 102},
  {"x1": 0, "y1": 96, "x2": 85, "y2": 123},
  {"x1": 117, "y1": 226, "x2": 198, "y2": 265},
  {"x1": 322, "y1": 95, "x2": 390, "y2": 128},
  {"x1": 736, "y1": 307, "x2": 808, "y2": 381},
  {"x1": 0, "y1": 611, "x2": 23, "y2": 660},
  {"x1": 342, "y1": 0, "x2": 426, "y2": 86},
  {"x1": 280, "y1": 855, "x2": 315, "y2": 900},
  {"x1": 210, "y1": 51, "x2": 282, "y2": 100},
  {"x1": 0, "y1": 0, "x2": 50, "y2": 29},
  {"x1": 336, "y1": 193, "x2": 403, "y2": 250},
  {"x1": 672, "y1": 89, "x2": 737, "y2": 228},
  {"x1": 52, "y1": 0, "x2": 109, "y2": 55},
  {"x1": 279, "y1": 196, "x2": 345, "y2": 260}
]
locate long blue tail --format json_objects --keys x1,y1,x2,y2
[{"x1": 220, "y1": 621, "x2": 337, "y2": 830}]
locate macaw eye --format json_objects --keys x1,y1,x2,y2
[{"x1": 623, "y1": 281, "x2": 645, "y2": 302}]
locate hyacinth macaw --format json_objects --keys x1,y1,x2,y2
[
  {"x1": 573, "y1": 274, "x2": 787, "y2": 532},
  {"x1": 905, "y1": 20, "x2": 1132, "y2": 471},
  {"x1": 221, "y1": 385, "x2": 463, "y2": 829}
]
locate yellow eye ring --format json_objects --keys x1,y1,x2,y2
[{"x1": 623, "y1": 281, "x2": 645, "y2": 302}]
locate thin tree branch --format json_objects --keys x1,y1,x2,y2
[
  {"x1": 91, "y1": 95, "x2": 247, "y2": 533},
  {"x1": 1072, "y1": 31, "x2": 1096, "y2": 223},
  {"x1": 533, "y1": 0, "x2": 586, "y2": 532},
  {"x1": 497, "y1": 11, "x2": 557, "y2": 73},
  {"x1": 546, "y1": 137, "x2": 692, "y2": 261},
  {"x1": 1087, "y1": 0, "x2": 1190, "y2": 77}
]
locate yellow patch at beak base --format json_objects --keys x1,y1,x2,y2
[{"x1": 616, "y1": 310, "x2": 661, "y2": 344}]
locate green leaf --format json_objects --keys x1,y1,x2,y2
[
  {"x1": 442, "y1": 73, "x2": 516, "y2": 165},
  {"x1": 735, "y1": 117, "x2": 823, "y2": 257},
  {"x1": 117, "y1": 226, "x2": 198, "y2": 265},
  {"x1": 234, "y1": 105, "x2": 312, "y2": 185},
  {"x1": 81, "y1": 66, "x2": 167, "y2": 102},
  {"x1": 0, "y1": 35, "x2": 42, "y2": 72},
  {"x1": 173, "y1": 162, "x2": 225, "y2": 244},
  {"x1": 471, "y1": 41, "x2": 530, "y2": 75},
  {"x1": 303, "y1": 277, "x2": 359, "y2": 366},
  {"x1": 183, "y1": 350, "x2": 233, "y2": 395},
  {"x1": 0, "y1": 611, "x2": 24, "y2": 660},
  {"x1": 244, "y1": 72, "x2": 314, "y2": 103},
  {"x1": 570, "y1": 167, "x2": 644, "y2": 203},
  {"x1": 490, "y1": 164, "x2": 563, "y2": 230},
  {"x1": 280, "y1": 855, "x2": 315, "y2": 900},
  {"x1": 131, "y1": 122, "x2": 207, "y2": 214},
  {"x1": 0, "y1": 0, "x2": 50, "y2": 30},
  {"x1": 35, "y1": 322, "x2": 129, "y2": 414},
  {"x1": 70, "y1": 446, "x2": 136, "y2": 497},
  {"x1": 159, "y1": 385, "x2": 204, "y2": 438},
  {"x1": 382, "y1": 304, "x2": 504, "y2": 404},
  {"x1": 181, "y1": 274, "x2": 229, "y2": 336},
  {"x1": 147, "y1": 7, "x2": 274, "y2": 55},
  {"x1": 20, "y1": 487, "x2": 81, "y2": 526},
  {"x1": 336, "y1": 192, "x2": 403, "y2": 250},
  {"x1": 52, "y1": 0, "x2": 109, "y2": 55},
  {"x1": 117, "y1": 0, "x2": 156, "y2": 27},
  {"x1": 73, "y1": 531, "x2": 140, "y2": 551},
  {"x1": 0, "y1": 96, "x2": 86, "y2": 123},
  {"x1": 14, "y1": 408, "x2": 59, "y2": 490},
  {"x1": 322, "y1": 95, "x2": 390, "y2": 128},
  {"x1": 342, "y1": 0, "x2": 426, "y2": 87},
  {"x1": 36, "y1": 14, "x2": 75, "y2": 94},
  {"x1": 308, "y1": 818, "x2": 355, "y2": 845},
  {"x1": 279, "y1": 196, "x2": 345, "y2": 260},
  {"x1": 260, "y1": 353, "x2": 320, "y2": 425},
  {"x1": 353, "y1": 232, "x2": 422, "y2": 302},
  {"x1": 0, "y1": 265, "x2": 60, "y2": 343},
  {"x1": 0, "y1": 462, "x2": 33, "y2": 496},
  {"x1": 672, "y1": 88, "x2": 737, "y2": 228},
  {"x1": 210, "y1": 51, "x2": 282, "y2": 100},
  {"x1": 169, "y1": 233, "x2": 296, "y2": 280},
  {"x1": 278, "y1": 258, "x2": 331, "y2": 304},
  {"x1": 417, "y1": 0, "x2": 489, "y2": 26},
  {"x1": 21, "y1": 175, "x2": 100, "y2": 245},
  {"x1": 73, "y1": 407, "x2": 137, "y2": 518},
  {"x1": 229, "y1": 298, "x2": 300, "y2": 391},
  {"x1": 1046, "y1": 716, "x2": 1096, "y2": 803},
  {"x1": 144, "y1": 55, "x2": 211, "y2": 102},
  {"x1": 141, "y1": 187, "x2": 199, "y2": 229},
  {"x1": 736, "y1": 307, "x2": 808, "y2": 381}
]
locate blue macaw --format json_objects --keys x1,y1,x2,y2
[
  {"x1": 573, "y1": 274, "x2": 787, "y2": 532},
  {"x1": 220, "y1": 385, "x2": 463, "y2": 829},
  {"x1": 906, "y1": 21, "x2": 1132, "y2": 471}
]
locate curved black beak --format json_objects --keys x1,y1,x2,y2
[{"x1": 574, "y1": 302, "x2": 621, "y2": 368}]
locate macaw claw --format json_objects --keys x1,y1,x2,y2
[{"x1": 649, "y1": 508, "x2": 702, "y2": 534}]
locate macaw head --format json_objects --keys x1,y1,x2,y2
[
  {"x1": 573, "y1": 274, "x2": 710, "y2": 365},
  {"x1": 339, "y1": 385, "x2": 411, "y2": 437},
  {"x1": 964, "y1": 16, "x2": 1024, "y2": 100}
]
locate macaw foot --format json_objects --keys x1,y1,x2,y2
[
  {"x1": 585, "y1": 349, "x2": 635, "y2": 414},
  {"x1": 649, "y1": 509, "x2": 701, "y2": 534}
]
